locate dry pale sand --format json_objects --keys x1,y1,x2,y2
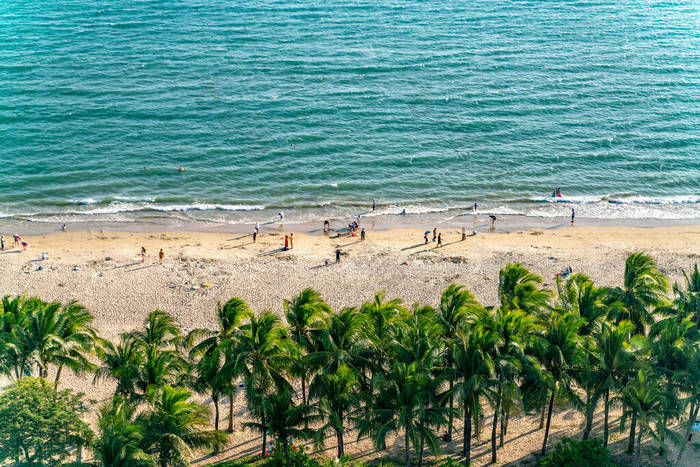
[{"x1": 1, "y1": 224, "x2": 700, "y2": 465}]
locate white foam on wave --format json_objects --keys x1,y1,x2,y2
[{"x1": 361, "y1": 205, "x2": 449, "y2": 217}]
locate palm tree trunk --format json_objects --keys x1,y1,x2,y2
[
  {"x1": 634, "y1": 423, "x2": 642, "y2": 467},
  {"x1": 463, "y1": 405, "x2": 472, "y2": 464},
  {"x1": 676, "y1": 401, "x2": 699, "y2": 465},
  {"x1": 582, "y1": 393, "x2": 593, "y2": 441},
  {"x1": 417, "y1": 437, "x2": 425, "y2": 467},
  {"x1": 213, "y1": 395, "x2": 220, "y2": 431},
  {"x1": 603, "y1": 389, "x2": 610, "y2": 447},
  {"x1": 283, "y1": 437, "x2": 291, "y2": 467},
  {"x1": 261, "y1": 415, "x2": 267, "y2": 456},
  {"x1": 539, "y1": 402, "x2": 546, "y2": 429},
  {"x1": 227, "y1": 389, "x2": 234, "y2": 433},
  {"x1": 301, "y1": 373, "x2": 307, "y2": 405},
  {"x1": 405, "y1": 426, "x2": 411, "y2": 467},
  {"x1": 447, "y1": 378, "x2": 454, "y2": 441},
  {"x1": 337, "y1": 427, "x2": 345, "y2": 457},
  {"x1": 627, "y1": 412, "x2": 637, "y2": 454},
  {"x1": 491, "y1": 385, "x2": 501, "y2": 463},
  {"x1": 499, "y1": 407, "x2": 506, "y2": 447},
  {"x1": 540, "y1": 388, "x2": 556, "y2": 456},
  {"x1": 54, "y1": 364, "x2": 63, "y2": 388}
]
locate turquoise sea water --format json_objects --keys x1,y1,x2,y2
[{"x1": 1, "y1": 0, "x2": 699, "y2": 227}]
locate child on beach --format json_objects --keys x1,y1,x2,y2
[
  {"x1": 361, "y1": 228, "x2": 365, "y2": 241},
  {"x1": 21, "y1": 240, "x2": 28, "y2": 250},
  {"x1": 284, "y1": 235, "x2": 289, "y2": 251},
  {"x1": 141, "y1": 246, "x2": 146, "y2": 262},
  {"x1": 290, "y1": 233, "x2": 294, "y2": 249},
  {"x1": 13, "y1": 234, "x2": 20, "y2": 247},
  {"x1": 489, "y1": 215, "x2": 496, "y2": 228},
  {"x1": 159, "y1": 249, "x2": 164, "y2": 264}
]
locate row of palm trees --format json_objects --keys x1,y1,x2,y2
[{"x1": 2, "y1": 252, "x2": 700, "y2": 466}]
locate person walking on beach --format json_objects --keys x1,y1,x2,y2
[
  {"x1": 13, "y1": 234, "x2": 20, "y2": 247},
  {"x1": 159, "y1": 248, "x2": 164, "y2": 264},
  {"x1": 361, "y1": 228, "x2": 365, "y2": 241},
  {"x1": 323, "y1": 219, "x2": 330, "y2": 233},
  {"x1": 489, "y1": 215, "x2": 496, "y2": 229},
  {"x1": 21, "y1": 240, "x2": 28, "y2": 250},
  {"x1": 0, "y1": 235, "x2": 4, "y2": 251},
  {"x1": 278, "y1": 211, "x2": 285, "y2": 222},
  {"x1": 290, "y1": 233, "x2": 294, "y2": 249},
  {"x1": 140, "y1": 246, "x2": 146, "y2": 262},
  {"x1": 437, "y1": 232, "x2": 442, "y2": 248},
  {"x1": 284, "y1": 235, "x2": 289, "y2": 251},
  {"x1": 424, "y1": 231, "x2": 429, "y2": 244},
  {"x1": 61, "y1": 224, "x2": 66, "y2": 232},
  {"x1": 461, "y1": 226, "x2": 466, "y2": 241},
  {"x1": 255, "y1": 221, "x2": 260, "y2": 233},
  {"x1": 335, "y1": 248, "x2": 341, "y2": 263},
  {"x1": 253, "y1": 226, "x2": 258, "y2": 243},
  {"x1": 432, "y1": 228, "x2": 437, "y2": 242},
  {"x1": 571, "y1": 208, "x2": 575, "y2": 225}
]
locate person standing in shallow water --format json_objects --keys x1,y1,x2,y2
[
  {"x1": 372, "y1": 199, "x2": 376, "y2": 211},
  {"x1": 571, "y1": 208, "x2": 575, "y2": 225}
]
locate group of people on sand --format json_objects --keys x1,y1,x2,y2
[
  {"x1": 0, "y1": 234, "x2": 29, "y2": 251},
  {"x1": 140, "y1": 246, "x2": 165, "y2": 264}
]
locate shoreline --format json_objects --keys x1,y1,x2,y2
[{"x1": 3, "y1": 210, "x2": 700, "y2": 237}]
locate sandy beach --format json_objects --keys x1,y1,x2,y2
[{"x1": 2, "y1": 223, "x2": 700, "y2": 465}]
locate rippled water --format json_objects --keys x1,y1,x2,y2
[{"x1": 1, "y1": 0, "x2": 698, "y2": 226}]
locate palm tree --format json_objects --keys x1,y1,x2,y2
[
  {"x1": 534, "y1": 310, "x2": 584, "y2": 455},
  {"x1": 284, "y1": 288, "x2": 330, "y2": 406},
  {"x1": 672, "y1": 264, "x2": 700, "y2": 325},
  {"x1": 226, "y1": 310, "x2": 289, "y2": 456},
  {"x1": 359, "y1": 305, "x2": 452, "y2": 467},
  {"x1": 498, "y1": 263, "x2": 552, "y2": 317},
  {"x1": 452, "y1": 324, "x2": 497, "y2": 464},
  {"x1": 592, "y1": 320, "x2": 635, "y2": 446},
  {"x1": 136, "y1": 344, "x2": 187, "y2": 402},
  {"x1": 139, "y1": 385, "x2": 226, "y2": 467},
  {"x1": 558, "y1": 274, "x2": 608, "y2": 336},
  {"x1": 648, "y1": 316, "x2": 693, "y2": 451},
  {"x1": 608, "y1": 252, "x2": 668, "y2": 335},
  {"x1": 437, "y1": 283, "x2": 484, "y2": 441},
  {"x1": 675, "y1": 341, "x2": 700, "y2": 465},
  {"x1": 95, "y1": 396, "x2": 155, "y2": 466},
  {"x1": 0, "y1": 295, "x2": 36, "y2": 379},
  {"x1": 487, "y1": 306, "x2": 535, "y2": 461},
  {"x1": 607, "y1": 252, "x2": 668, "y2": 452},
  {"x1": 248, "y1": 385, "x2": 318, "y2": 467},
  {"x1": 310, "y1": 363, "x2": 358, "y2": 457},
  {"x1": 186, "y1": 297, "x2": 251, "y2": 432},
  {"x1": 94, "y1": 335, "x2": 144, "y2": 399},
  {"x1": 50, "y1": 301, "x2": 97, "y2": 387},
  {"x1": 127, "y1": 310, "x2": 181, "y2": 351},
  {"x1": 615, "y1": 369, "x2": 671, "y2": 467},
  {"x1": 21, "y1": 299, "x2": 95, "y2": 380},
  {"x1": 311, "y1": 306, "x2": 366, "y2": 378}
]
